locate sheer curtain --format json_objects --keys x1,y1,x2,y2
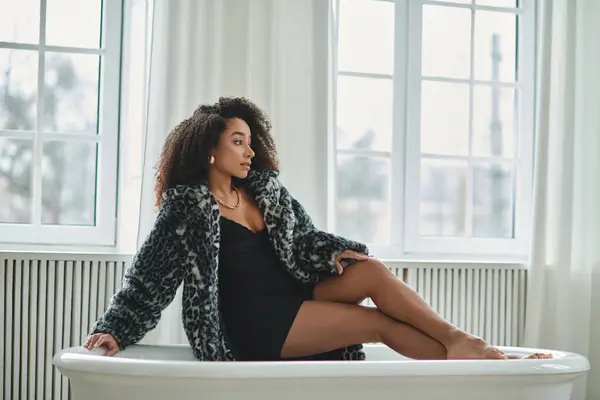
[
  {"x1": 135, "y1": 0, "x2": 334, "y2": 345},
  {"x1": 523, "y1": 0, "x2": 600, "y2": 398}
]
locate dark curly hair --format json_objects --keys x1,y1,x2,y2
[{"x1": 154, "y1": 97, "x2": 279, "y2": 207}]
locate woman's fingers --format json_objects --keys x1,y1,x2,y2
[
  {"x1": 353, "y1": 251, "x2": 370, "y2": 260},
  {"x1": 337, "y1": 250, "x2": 353, "y2": 260},
  {"x1": 337, "y1": 250, "x2": 370, "y2": 262},
  {"x1": 92, "y1": 334, "x2": 102, "y2": 348},
  {"x1": 105, "y1": 340, "x2": 120, "y2": 357},
  {"x1": 334, "y1": 250, "x2": 372, "y2": 274},
  {"x1": 348, "y1": 250, "x2": 369, "y2": 260},
  {"x1": 83, "y1": 334, "x2": 120, "y2": 356},
  {"x1": 84, "y1": 334, "x2": 98, "y2": 349}
]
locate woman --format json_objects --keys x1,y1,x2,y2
[{"x1": 84, "y1": 97, "x2": 507, "y2": 362}]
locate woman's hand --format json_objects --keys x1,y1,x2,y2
[
  {"x1": 334, "y1": 249, "x2": 371, "y2": 275},
  {"x1": 83, "y1": 333, "x2": 120, "y2": 356}
]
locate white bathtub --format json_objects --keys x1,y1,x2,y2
[{"x1": 53, "y1": 343, "x2": 589, "y2": 400}]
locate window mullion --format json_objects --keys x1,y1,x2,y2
[
  {"x1": 328, "y1": 0, "x2": 341, "y2": 233},
  {"x1": 391, "y1": 0, "x2": 410, "y2": 251},
  {"x1": 403, "y1": 0, "x2": 425, "y2": 253},
  {"x1": 94, "y1": 0, "x2": 123, "y2": 245},
  {"x1": 32, "y1": 0, "x2": 48, "y2": 227},
  {"x1": 466, "y1": 3, "x2": 476, "y2": 239}
]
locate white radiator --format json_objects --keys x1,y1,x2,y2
[
  {"x1": 1, "y1": 254, "x2": 527, "y2": 400},
  {"x1": 408, "y1": 266, "x2": 527, "y2": 347},
  {"x1": 364, "y1": 266, "x2": 527, "y2": 347},
  {"x1": 1, "y1": 253, "x2": 129, "y2": 400}
]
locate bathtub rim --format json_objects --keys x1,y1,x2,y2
[{"x1": 53, "y1": 344, "x2": 590, "y2": 379}]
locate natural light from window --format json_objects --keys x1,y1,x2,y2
[
  {"x1": 0, "y1": 0, "x2": 121, "y2": 245},
  {"x1": 333, "y1": 0, "x2": 534, "y2": 259}
]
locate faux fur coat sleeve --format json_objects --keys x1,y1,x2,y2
[
  {"x1": 286, "y1": 187, "x2": 370, "y2": 277},
  {"x1": 90, "y1": 201, "x2": 187, "y2": 350}
]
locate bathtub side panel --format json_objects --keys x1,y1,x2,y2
[{"x1": 65, "y1": 372, "x2": 582, "y2": 400}]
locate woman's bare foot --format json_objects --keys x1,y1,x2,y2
[
  {"x1": 445, "y1": 333, "x2": 506, "y2": 360},
  {"x1": 525, "y1": 353, "x2": 553, "y2": 359},
  {"x1": 506, "y1": 353, "x2": 553, "y2": 359}
]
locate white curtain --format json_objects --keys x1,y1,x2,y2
[
  {"x1": 136, "y1": 0, "x2": 334, "y2": 345},
  {"x1": 523, "y1": 1, "x2": 600, "y2": 399}
]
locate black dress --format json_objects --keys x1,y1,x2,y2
[{"x1": 218, "y1": 217, "x2": 343, "y2": 361}]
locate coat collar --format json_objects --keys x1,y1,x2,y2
[{"x1": 160, "y1": 169, "x2": 287, "y2": 226}]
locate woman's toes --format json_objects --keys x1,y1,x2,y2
[
  {"x1": 486, "y1": 347, "x2": 507, "y2": 359},
  {"x1": 526, "y1": 353, "x2": 553, "y2": 359}
]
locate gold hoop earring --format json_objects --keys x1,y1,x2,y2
[{"x1": 209, "y1": 156, "x2": 215, "y2": 164}]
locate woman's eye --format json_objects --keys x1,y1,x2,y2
[{"x1": 234, "y1": 140, "x2": 242, "y2": 145}]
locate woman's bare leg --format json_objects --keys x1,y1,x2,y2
[
  {"x1": 313, "y1": 260, "x2": 506, "y2": 360},
  {"x1": 281, "y1": 300, "x2": 446, "y2": 360}
]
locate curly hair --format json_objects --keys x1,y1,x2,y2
[{"x1": 154, "y1": 97, "x2": 280, "y2": 208}]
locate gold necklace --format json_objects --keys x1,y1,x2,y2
[{"x1": 213, "y1": 187, "x2": 241, "y2": 210}]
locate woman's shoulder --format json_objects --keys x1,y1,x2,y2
[
  {"x1": 163, "y1": 182, "x2": 210, "y2": 202},
  {"x1": 159, "y1": 183, "x2": 212, "y2": 220}
]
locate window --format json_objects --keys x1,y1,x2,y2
[
  {"x1": 0, "y1": 0, "x2": 122, "y2": 246},
  {"x1": 331, "y1": 0, "x2": 535, "y2": 260}
]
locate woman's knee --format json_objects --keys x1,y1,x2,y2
[
  {"x1": 346, "y1": 259, "x2": 393, "y2": 289},
  {"x1": 351, "y1": 258, "x2": 391, "y2": 276}
]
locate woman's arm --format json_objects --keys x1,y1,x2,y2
[
  {"x1": 287, "y1": 188, "x2": 369, "y2": 275},
  {"x1": 90, "y1": 201, "x2": 188, "y2": 350}
]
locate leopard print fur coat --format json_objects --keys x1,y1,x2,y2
[{"x1": 91, "y1": 169, "x2": 369, "y2": 361}]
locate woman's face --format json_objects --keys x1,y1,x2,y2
[{"x1": 210, "y1": 117, "x2": 255, "y2": 179}]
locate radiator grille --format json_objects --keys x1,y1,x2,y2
[
  {"x1": 1, "y1": 255, "x2": 527, "y2": 400},
  {"x1": 1, "y1": 255, "x2": 127, "y2": 400},
  {"x1": 410, "y1": 267, "x2": 527, "y2": 347},
  {"x1": 364, "y1": 266, "x2": 527, "y2": 347}
]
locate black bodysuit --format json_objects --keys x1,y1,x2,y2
[{"x1": 218, "y1": 217, "x2": 343, "y2": 361}]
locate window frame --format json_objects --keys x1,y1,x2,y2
[
  {"x1": 0, "y1": 0, "x2": 123, "y2": 246},
  {"x1": 330, "y1": 0, "x2": 537, "y2": 261}
]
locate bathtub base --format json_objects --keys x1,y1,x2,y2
[{"x1": 67, "y1": 371, "x2": 584, "y2": 400}]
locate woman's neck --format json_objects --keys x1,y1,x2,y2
[{"x1": 207, "y1": 168, "x2": 235, "y2": 199}]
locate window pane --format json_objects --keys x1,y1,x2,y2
[
  {"x1": 337, "y1": 76, "x2": 393, "y2": 152},
  {"x1": 422, "y1": 6, "x2": 471, "y2": 79},
  {"x1": 474, "y1": 11, "x2": 517, "y2": 82},
  {"x1": 0, "y1": 49, "x2": 38, "y2": 131},
  {"x1": 336, "y1": 155, "x2": 390, "y2": 244},
  {"x1": 0, "y1": 138, "x2": 33, "y2": 223},
  {"x1": 337, "y1": 0, "x2": 394, "y2": 75},
  {"x1": 476, "y1": 0, "x2": 518, "y2": 7},
  {"x1": 421, "y1": 81, "x2": 470, "y2": 156},
  {"x1": 472, "y1": 86, "x2": 516, "y2": 158},
  {"x1": 420, "y1": 158, "x2": 467, "y2": 236},
  {"x1": 0, "y1": 0, "x2": 40, "y2": 44},
  {"x1": 43, "y1": 53, "x2": 100, "y2": 133},
  {"x1": 473, "y1": 163, "x2": 513, "y2": 238},
  {"x1": 42, "y1": 141, "x2": 97, "y2": 225},
  {"x1": 46, "y1": 0, "x2": 102, "y2": 48}
]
